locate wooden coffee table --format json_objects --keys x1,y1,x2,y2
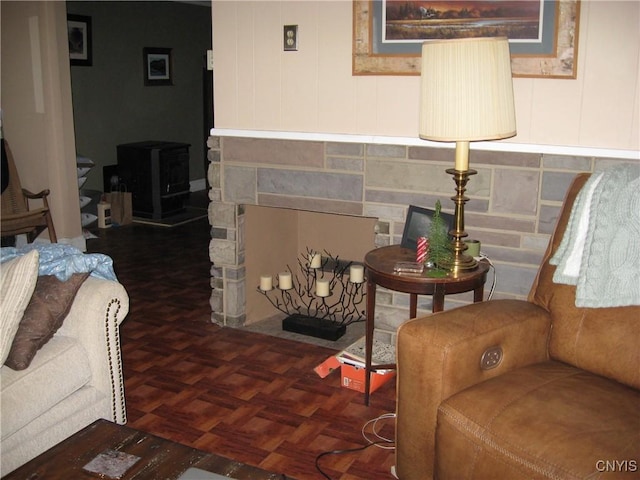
[{"x1": 4, "y1": 419, "x2": 287, "y2": 480}]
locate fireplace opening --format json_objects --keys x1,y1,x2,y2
[{"x1": 244, "y1": 205, "x2": 377, "y2": 326}]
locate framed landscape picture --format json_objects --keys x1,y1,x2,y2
[
  {"x1": 353, "y1": 0, "x2": 580, "y2": 78},
  {"x1": 143, "y1": 47, "x2": 173, "y2": 86},
  {"x1": 67, "y1": 14, "x2": 92, "y2": 66}
]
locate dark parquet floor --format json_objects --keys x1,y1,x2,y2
[{"x1": 85, "y1": 192, "x2": 397, "y2": 480}]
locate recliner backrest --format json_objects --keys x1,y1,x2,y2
[{"x1": 529, "y1": 173, "x2": 639, "y2": 390}]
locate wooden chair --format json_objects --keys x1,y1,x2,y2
[{"x1": 1, "y1": 139, "x2": 57, "y2": 243}]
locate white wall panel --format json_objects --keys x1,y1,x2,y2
[{"x1": 212, "y1": 0, "x2": 640, "y2": 151}]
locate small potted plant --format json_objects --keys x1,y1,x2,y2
[{"x1": 427, "y1": 200, "x2": 453, "y2": 277}]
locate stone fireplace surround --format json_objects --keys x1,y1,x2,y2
[{"x1": 206, "y1": 132, "x2": 634, "y2": 341}]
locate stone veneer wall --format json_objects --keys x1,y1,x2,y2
[{"x1": 206, "y1": 134, "x2": 631, "y2": 339}]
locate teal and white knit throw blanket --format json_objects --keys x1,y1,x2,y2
[{"x1": 550, "y1": 163, "x2": 640, "y2": 308}]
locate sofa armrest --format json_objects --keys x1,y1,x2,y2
[
  {"x1": 56, "y1": 277, "x2": 129, "y2": 424},
  {"x1": 395, "y1": 299, "x2": 551, "y2": 480}
]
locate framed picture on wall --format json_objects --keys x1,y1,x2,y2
[
  {"x1": 353, "y1": 0, "x2": 580, "y2": 78},
  {"x1": 67, "y1": 14, "x2": 92, "y2": 66},
  {"x1": 143, "y1": 47, "x2": 173, "y2": 86}
]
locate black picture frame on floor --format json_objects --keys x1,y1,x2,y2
[
  {"x1": 67, "y1": 14, "x2": 92, "y2": 66},
  {"x1": 401, "y1": 204, "x2": 454, "y2": 250}
]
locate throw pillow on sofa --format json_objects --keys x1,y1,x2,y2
[
  {"x1": 0, "y1": 250, "x2": 39, "y2": 364},
  {"x1": 4, "y1": 272, "x2": 90, "y2": 370}
]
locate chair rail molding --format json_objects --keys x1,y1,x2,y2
[{"x1": 210, "y1": 128, "x2": 640, "y2": 161}]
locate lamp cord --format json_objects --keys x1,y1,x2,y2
[
  {"x1": 315, "y1": 413, "x2": 396, "y2": 479},
  {"x1": 478, "y1": 253, "x2": 497, "y2": 300}
]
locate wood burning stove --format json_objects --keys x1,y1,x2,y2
[{"x1": 117, "y1": 141, "x2": 190, "y2": 219}]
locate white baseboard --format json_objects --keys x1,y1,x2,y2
[{"x1": 66, "y1": 235, "x2": 87, "y2": 252}]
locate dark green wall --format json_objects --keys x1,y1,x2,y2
[{"x1": 67, "y1": 1, "x2": 212, "y2": 191}]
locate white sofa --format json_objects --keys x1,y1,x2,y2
[{"x1": 0, "y1": 261, "x2": 129, "y2": 475}]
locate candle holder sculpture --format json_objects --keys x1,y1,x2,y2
[{"x1": 257, "y1": 248, "x2": 366, "y2": 341}]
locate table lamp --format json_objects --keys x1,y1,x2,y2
[{"x1": 419, "y1": 37, "x2": 516, "y2": 274}]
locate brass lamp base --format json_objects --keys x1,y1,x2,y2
[
  {"x1": 445, "y1": 168, "x2": 478, "y2": 276},
  {"x1": 439, "y1": 252, "x2": 478, "y2": 276}
]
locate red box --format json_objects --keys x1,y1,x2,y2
[
  {"x1": 339, "y1": 363, "x2": 395, "y2": 394},
  {"x1": 314, "y1": 356, "x2": 341, "y2": 378},
  {"x1": 315, "y1": 354, "x2": 395, "y2": 395}
]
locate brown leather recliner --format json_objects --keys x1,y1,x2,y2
[{"x1": 395, "y1": 173, "x2": 640, "y2": 479}]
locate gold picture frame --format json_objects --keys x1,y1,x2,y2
[{"x1": 352, "y1": 0, "x2": 580, "y2": 78}]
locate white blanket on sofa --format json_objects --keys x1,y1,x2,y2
[{"x1": 550, "y1": 163, "x2": 640, "y2": 308}]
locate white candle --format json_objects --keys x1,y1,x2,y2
[
  {"x1": 278, "y1": 272, "x2": 292, "y2": 290},
  {"x1": 349, "y1": 265, "x2": 364, "y2": 283},
  {"x1": 310, "y1": 252, "x2": 322, "y2": 269},
  {"x1": 259, "y1": 275, "x2": 272, "y2": 291},
  {"x1": 455, "y1": 141, "x2": 470, "y2": 171},
  {"x1": 316, "y1": 279, "x2": 330, "y2": 297}
]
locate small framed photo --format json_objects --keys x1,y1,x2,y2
[
  {"x1": 67, "y1": 14, "x2": 92, "y2": 66},
  {"x1": 143, "y1": 47, "x2": 173, "y2": 86},
  {"x1": 401, "y1": 205, "x2": 455, "y2": 250}
]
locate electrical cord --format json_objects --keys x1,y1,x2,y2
[
  {"x1": 478, "y1": 253, "x2": 496, "y2": 300},
  {"x1": 315, "y1": 413, "x2": 396, "y2": 479},
  {"x1": 361, "y1": 412, "x2": 396, "y2": 448},
  {"x1": 315, "y1": 440, "x2": 395, "y2": 479}
]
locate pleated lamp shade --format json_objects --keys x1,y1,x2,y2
[{"x1": 419, "y1": 37, "x2": 517, "y2": 142}]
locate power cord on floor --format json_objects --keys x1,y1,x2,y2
[
  {"x1": 315, "y1": 413, "x2": 396, "y2": 479},
  {"x1": 315, "y1": 441, "x2": 395, "y2": 480},
  {"x1": 361, "y1": 412, "x2": 396, "y2": 448}
]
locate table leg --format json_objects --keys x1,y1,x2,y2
[
  {"x1": 365, "y1": 279, "x2": 376, "y2": 406},
  {"x1": 474, "y1": 285, "x2": 485, "y2": 303},
  {"x1": 409, "y1": 294, "x2": 417, "y2": 319},
  {"x1": 432, "y1": 284, "x2": 445, "y2": 312}
]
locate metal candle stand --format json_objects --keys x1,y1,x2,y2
[
  {"x1": 445, "y1": 168, "x2": 478, "y2": 275},
  {"x1": 257, "y1": 248, "x2": 366, "y2": 340}
]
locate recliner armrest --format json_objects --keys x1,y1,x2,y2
[
  {"x1": 56, "y1": 276, "x2": 129, "y2": 424},
  {"x1": 395, "y1": 299, "x2": 551, "y2": 480}
]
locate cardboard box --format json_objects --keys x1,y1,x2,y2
[
  {"x1": 314, "y1": 355, "x2": 395, "y2": 394},
  {"x1": 339, "y1": 363, "x2": 395, "y2": 394},
  {"x1": 314, "y1": 355, "x2": 341, "y2": 378},
  {"x1": 315, "y1": 336, "x2": 396, "y2": 395}
]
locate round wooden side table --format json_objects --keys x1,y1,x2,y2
[{"x1": 363, "y1": 245, "x2": 490, "y2": 405}]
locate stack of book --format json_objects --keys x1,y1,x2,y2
[{"x1": 336, "y1": 336, "x2": 395, "y2": 370}]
